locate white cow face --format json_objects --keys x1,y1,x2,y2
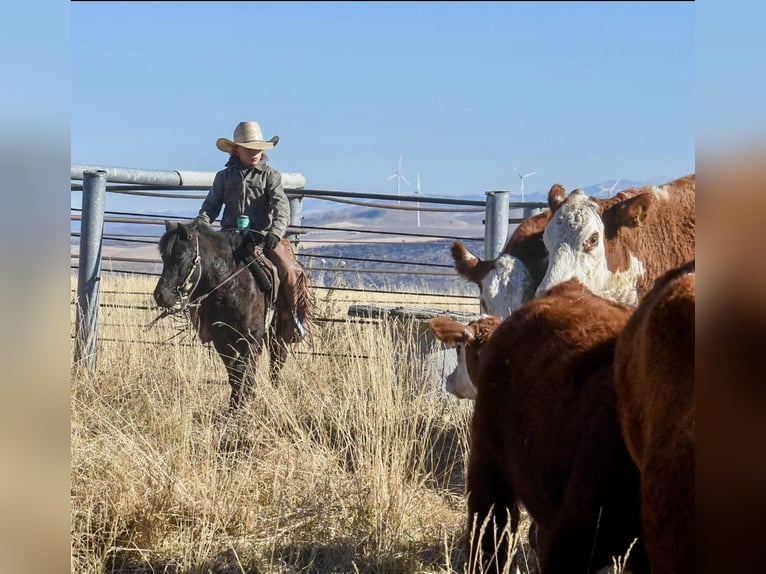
[
  {"x1": 428, "y1": 316, "x2": 502, "y2": 401},
  {"x1": 445, "y1": 343, "x2": 478, "y2": 400},
  {"x1": 537, "y1": 189, "x2": 610, "y2": 298},
  {"x1": 479, "y1": 254, "x2": 535, "y2": 318}
]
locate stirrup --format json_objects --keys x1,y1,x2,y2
[{"x1": 293, "y1": 313, "x2": 306, "y2": 339}]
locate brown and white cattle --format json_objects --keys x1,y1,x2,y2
[
  {"x1": 429, "y1": 279, "x2": 647, "y2": 574},
  {"x1": 614, "y1": 260, "x2": 695, "y2": 573},
  {"x1": 451, "y1": 204, "x2": 553, "y2": 317},
  {"x1": 428, "y1": 315, "x2": 501, "y2": 400},
  {"x1": 537, "y1": 174, "x2": 695, "y2": 306}
]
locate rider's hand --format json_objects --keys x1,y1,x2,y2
[{"x1": 264, "y1": 232, "x2": 280, "y2": 250}]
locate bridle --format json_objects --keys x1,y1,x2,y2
[
  {"x1": 147, "y1": 231, "x2": 265, "y2": 329},
  {"x1": 172, "y1": 234, "x2": 202, "y2": 303}
]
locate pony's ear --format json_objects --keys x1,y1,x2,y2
[
  {"x1": 165, "y1": 220, "x2": 179, "y2": 232},
  {"x1": 178, "y1": 222, "x2": 193, "y2": 241}
]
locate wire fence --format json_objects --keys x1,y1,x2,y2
[{"x1": 71, "y1": 169, "x2": 547, "y2": 353}]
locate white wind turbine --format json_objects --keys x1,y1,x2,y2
[
  {"x1": 388, "y1": 155, "x2": 411, "y2": 203},
  {"x1": 414, "y1": 171, "x2": 422, "y2": 227},
  {"x1": 512, "y1": 166, "x2": 537, "y2": 203},
  {"x1": 598, "y1": 178, "x2": 621, "y2": 197}
]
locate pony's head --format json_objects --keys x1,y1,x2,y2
[{"x1": 153, "y1": 220, "x2": 202, "y2": 308}]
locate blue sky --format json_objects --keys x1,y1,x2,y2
[
  {"x1": 70, "y1": 1, "x2": 697, "y2": 212},
  {"x1": 3, "y1": 5, "x2": 766, "y2": 567}
]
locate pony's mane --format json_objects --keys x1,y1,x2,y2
[
  {"x1": 158, "y1": 228, "x2": 178, "y2": 259},
  {"x1": 158, "y1": 223, "x2": 244, "y2": 259}
]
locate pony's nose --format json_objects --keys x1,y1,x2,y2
[{"x1": 153, "y1": 285, "x2": 175, "y2": 308}]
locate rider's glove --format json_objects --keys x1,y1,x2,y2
[
  {"x1": 192, "y1": 214, "x2": 209, "y2": 227},
  {"x1": 264, "y1": 232, "x2": 280, "y2": 250}
]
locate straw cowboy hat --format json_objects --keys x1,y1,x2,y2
[{"x1": 216, "y1": 121, "x2": 280, "y2": 153}]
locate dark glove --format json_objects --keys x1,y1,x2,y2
[
  {"x1": 263, "y1": 232, "x2": 280, "y2": 250},
  {"x1": 192, "y1": 214, "x2": 209, "y2": 228}
]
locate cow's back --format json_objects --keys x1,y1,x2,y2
[
  {"x1": 604, "y1": 174, "x2": 695, "y2": 299},
  {"x1": 468, "y1": 279, "x2": 646, "y2": 573},
  {"x1": 614, "y1": 260, "x2": 695, "y2": 573}
]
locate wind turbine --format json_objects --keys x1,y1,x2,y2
[
  {"x1": 598, "y1": 178, "x2": 621, "y2": 197},
  {"x1": 414, "y1": 171, "x2": 422, "y2": 227},
  {"x1": 512, "y1": 166, "x2": 536, "y2": 203},
  {"x1": 388, "y1": 155, "x2": 411, "y2": 203}
]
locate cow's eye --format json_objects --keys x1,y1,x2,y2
[{"x1": 584, "y1": 232, "x2": 599, "y2": 252}]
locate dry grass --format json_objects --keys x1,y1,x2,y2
[
  {"x1": 71, "y1": 272, "x2": 643, "y2": 574},
  {"x1": 71, "y1": 273, "x2": 491, "y2": 573}
]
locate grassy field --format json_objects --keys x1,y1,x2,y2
[{"x1": 71, "y1": 272, "x2": 545, "y2": 573}]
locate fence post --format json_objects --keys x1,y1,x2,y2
[
  {"x1": 484, "y1": 190, "x2": 510, "y2": 259},
  {"x1": 523, "y1": 205, "x2": 545, "y2": 219},
  {"x1": 74, "y1": 169, "x2": 107, "y2": 373},
  {"x1": 287, "y1": 195, "x2": 303, "y2": 248}
]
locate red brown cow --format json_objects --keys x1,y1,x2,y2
[
  {"x1": 429, "y1": 279, "x2": 647, "y2": 574},
  {"x1": 537, "y1": 174, "x2": 695, "y2": 306},
  {"x1": 614, "y1": 260, "x2": 695, "y2": 573}
]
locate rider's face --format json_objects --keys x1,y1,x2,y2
[{"x1": 235, "y1": 146, "x2": 264, "y2": 167}]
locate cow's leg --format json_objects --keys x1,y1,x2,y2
[
  {"x1": 466, "y1": 450, "x2": 519, "y2": 574},
  {"x1": 536, "y1": 519, "x2": 596, "y2": 574},
  {"x1": 538, "y1": 508, "x2": 646, "y2": 574},
  {"x1": 642, "y1": 424, "x2": 694, "y2": 574}
]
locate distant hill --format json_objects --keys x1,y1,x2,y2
[
  {"x1": 298, "y1": 176, "x2": 679, "y2": 241},
  {"x1": 299, "y1": 238, "x2": 478, "y2": 294}
]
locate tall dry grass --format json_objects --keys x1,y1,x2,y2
[
  {"x1": 71, "y1": 272, "x2": 642, "y2": 573},
  {"x1": 72, "y1": 273, "x2": 492, "y2": 573}
]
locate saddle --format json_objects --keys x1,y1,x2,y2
[{"x1": 236, "y1": 243, "x2": 280, "y2": 307}]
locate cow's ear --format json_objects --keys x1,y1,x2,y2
[
  {"x1": 429, "y1": 317, "x2": 473, "y2": 345},
  {"x1": 548, "y1": 183, "x2": 567, "y2": 212},
  {"x1": 609, "y1": 193, "x2": 654, "y2": 229},
  {"x1": 165, "y1": 220, "x2": 178, "y2": 232}
]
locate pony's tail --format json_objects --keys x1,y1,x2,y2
[{"x1": 294, "y1": 266, "x2": 315, "y2": 329}]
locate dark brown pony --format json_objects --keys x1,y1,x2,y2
[{"x1": 153, "y1": 220, "x2": 288, "y2": 409}]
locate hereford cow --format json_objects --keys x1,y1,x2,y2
[
  {"x1": 614, "y1": 260, "x2": 695, "y2": 573},
  {"x1": 536, "y1": 174, "x2": 695, "y2": 306},
  {"x1": 430, "y1": 315, "x2": 501, "y2": 400},
  {"x1": 451, "y1": 201, "x2": 553, "y2": 317},
  {"x1": 428, "y1": 279, "x2": 647, "y2": 574}
]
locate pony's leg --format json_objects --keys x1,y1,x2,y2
[
  {"x1": 268, "y1": 333, "x2": 288, "y2": 385},
  {"x1": 238, "y1": 339, "x2": 263, "y2": 403},
  {"x1": 214, "y1": 340, "x2": 248, "y2": 409},
  {"x1": 233, "y1": 335, "x2": 265, "y2": 407},
  {"x1": 226, "y1": 358, "x2": 248, "y2": 409}
]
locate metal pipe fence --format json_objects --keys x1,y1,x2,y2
[{"x1": 71, "y1": 164, "x2": 547, "y2": 358}]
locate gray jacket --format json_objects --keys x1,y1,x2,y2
[{"x1": 197, "y1": 154, "x2": 290, "y2": 238}]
